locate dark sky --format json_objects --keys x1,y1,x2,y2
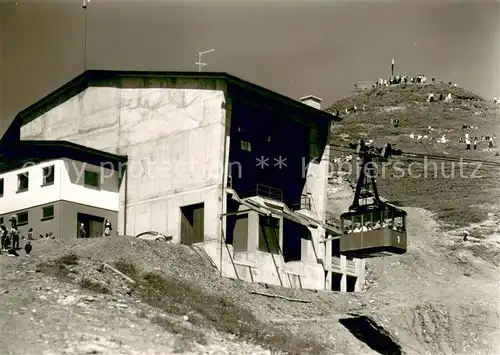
[{"x1": 0, "y1": 0, "x2": 499, "y2": 136}]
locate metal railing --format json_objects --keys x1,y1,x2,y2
[
  {"x1": 239, "y1": 184, "x2": 283, "y2": 202},
  {"x1": 291, "y1": 194, "x2": 312, "y2": 211},
  {"x1": 331, "y1": 256, "x2": 357, "y2": 276}
]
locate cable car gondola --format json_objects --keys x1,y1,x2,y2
[{"x1": 340, "y1": 140, "x2": 407, "y2": 259}]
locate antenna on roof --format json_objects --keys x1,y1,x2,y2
[
  {"x1": 82, "y1": 0, "x2": 91, "y2": 71},
  {"x1": 195, "y1": 49, "x2": 215, "y2": 72}
]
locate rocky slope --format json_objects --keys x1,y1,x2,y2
[
  {"x1": 0, "y1": 224, "x2": 498, "y2": 355},
  {"x1": 326, "y1": 82, "x2": 500, "y2": 227}
]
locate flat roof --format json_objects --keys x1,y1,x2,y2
[
  {"x1": 1, "y1": 70, "x2": 338, "y2": 143},
  {"x1": 0, "y1": 140, "x2": 127, "y2": 174}
]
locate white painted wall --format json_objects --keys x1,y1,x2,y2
[
  {"x1": 0, "y1": 159, "x2": 63, "y2": 214},
  {"x1": 60, "y1": 158, "x2": 119, "y2": 212},
  {"x1": 0, "y1": 158, "x2": 119, "y2": 215}
]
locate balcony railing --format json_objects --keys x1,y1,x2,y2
[
  {"x1": 331, "y1": 256, "x2": 357, "y2": 275},
  {"x1": 239, "y1": 184, "x2": 283, "y2": 202},
  {"x1": 291, "y1": 194, "x2": 312, "y2": 211}
]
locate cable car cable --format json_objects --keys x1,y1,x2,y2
[{"x1": 328, "y1": 143, "x2": 500, "y2": 168}]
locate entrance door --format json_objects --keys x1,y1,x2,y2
[
  {"x1": 77, "y1": 213, "x2": 104, "y2": 238},
  {"x1": 180, "y1": 203, "x2": 205, "y2": 244}
]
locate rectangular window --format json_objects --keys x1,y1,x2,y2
[
  {"x1": 42, "y1": 165, "x2": 55, "y2": 186},
  {"x1": 84, "y1": 170, "x2": 100, "y2": 188},
  {"x1": 240, "y1": 140, "x2": 252, "y2": 152},
  {"x1": 0, "y1": 217, "x2": 3, "y2": 225},
  {"x1": 17, "y1": 172, "x2": 29, "y2": 192},
  {"x1": 0, "y1": 178, "x2": 3, "y2": 196},
  {"x1": 41, "y1": 205, "x2": 54, "y2": 220},
  {"x1": 17, "y1": 212, "x2": 28, "y2": 226}
]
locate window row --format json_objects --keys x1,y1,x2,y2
[
  {"x1": 0, "y1": 205, "x2": 54, "y2": 227},
  {"x1": 0, "y1": 166, "x2": 100, "y2": 196}
]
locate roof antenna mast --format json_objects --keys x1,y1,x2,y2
[
  {"x1": 195, "y1": 49, "x2": 215, "y2": 72},
  {"x1": 82, "y1": 0, "x2": 91, "y2": 71}
]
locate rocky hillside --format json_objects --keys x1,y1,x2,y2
[
  {"x1": 1, "y1": 232, "x2": 498, "y2": 355},
  {"x1": 326, "y1": 82, "x2": 500, "y2": 227},
  {"x1": 323, "y1": 82, "x2": 500, "y2": 354}
]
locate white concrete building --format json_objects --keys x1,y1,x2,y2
[
  {"x1": 0, "y1": 141, "x2": 125, "y2": 239},
  {"x1": 1, "y1": 70, "x2": 364, "y2": 291}
]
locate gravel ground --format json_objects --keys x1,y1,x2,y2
[{"x1": 0, "y1": 202, "x2": 499, "y2": 354}]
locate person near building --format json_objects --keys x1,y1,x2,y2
[
  {"x1": 103, "y1": 220, "x2": 112, "y2": 237},
  {"x1": 0, "y1": 225, "x2": 7, "y2": 251},
  {"x1": 9, "y1": 216, "x2": 20, "y2": 250},
  {"x1": 79, "y1": 223, "x2": 86, "y2": 239}
]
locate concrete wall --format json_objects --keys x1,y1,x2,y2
[
  {"x1": 20, "y1": 77, "x2": 227, "y2": 241},
  {"x1": 202, "y1": 205, "x2": 327, "y2": 290},
  {"x1": 0, "y1": 201, "x2": 61, "y2": 239},
  {"x1": 202, "y1": 238, "x2": 326, "y2": 290},
  {"x1": 20, "y1": 87, "x2": 121, "y2": 153},
  {"x1": 0, "y1": 200, "x2": 117, "y2": 241},
  {"x1": 300, "y1": 143, "x2": 332, "y2": 286}
]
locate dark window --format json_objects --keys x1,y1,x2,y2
[
  {"x1": 17, "y1": 172, "x2": 29, "y2": 192},
  {"x1": 180, "y1": 203, "x2": 205, "y2": 244},
  {"x1": 84, "y1": 170, "x2": 100, "y2": 188},
  {"x1": 240, "y1": 140, "x2": 251, "y2": 152},
  {"x1": 43, "y1": 165, "x2": 55, "y2": 186},
  {"x1": 0, "y1": 217, "x2": 3, "y2": 224},
  {"x1": 0, "y1": 178, "x2": 3, "y2": 196},
  {"x1": 41, "y1": 205, "x2": 54, "y2": 220},
  {"x1": 17, "y1": 212, "x2": 28, "y2": 225}
]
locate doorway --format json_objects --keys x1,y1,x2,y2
[
  {"x1": 331, "y1": 272, "x2": 342, "y2": 291},
  {"x1": 180, "y1": 203, "x2": 205, "y2": 244},
  {"x1": 77, "y1": 213, "x2": 104, "y2": 238}
]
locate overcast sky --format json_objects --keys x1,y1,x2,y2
[{"x1": 0, "y1": 0, "x2": 499, "y2": 136}]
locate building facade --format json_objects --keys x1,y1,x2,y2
[
  {"x1": 0, "y1": 141, "x2": 125, "y2": 239},
  {"x1": 2, "y1": 70, "x2": 364, "y2": 292}
]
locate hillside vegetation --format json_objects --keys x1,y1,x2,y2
[{"x1": 326, "y1": 83, "x2": 500, "y2": 227}]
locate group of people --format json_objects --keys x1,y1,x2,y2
[
  {"x1": 375, "y1": 74, "x2": 431, "y2": 87},
  {"x1": 344, "y1": 218, "x2": 404, "y2": 234},
  {"x1": 427, "y1": 93, "x2": 452, "y2": 102},
  {"x1": 461, "y1": 133, "x2": 495, "y2": 150},
  {"x1": 0, "y1": 215, "x2": 32, "y2": 257},
  {"x1": 374, "y1": 73, "x2": 461, "y2": 89}
]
